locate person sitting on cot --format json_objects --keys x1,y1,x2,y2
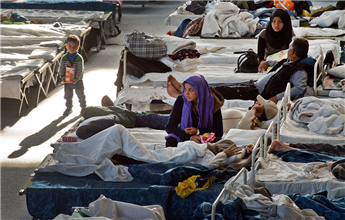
[
  {"x1": 268, "y1": 140, "x2": 345, "y2": 181},
  {"x1": 167, "y1": 74, "x2": 279, "y2": 127},
  {"x1": 165, "y1": 75, "x2": 224, "y2": 147},
  {"x1": 257, "y1": 8, "x2": 295, "y2": 70}
]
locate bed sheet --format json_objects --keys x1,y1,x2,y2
[
  {"x1": 280, "y1": 116, "x2": 345, "y2": 145},
  {"x1": 255, "y1": 154, "x2": 345, "y2": 199}
]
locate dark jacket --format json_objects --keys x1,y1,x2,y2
[
  {"x1": 260, "y1": 58, "x2": 314, "y2": 99},
  {"x1": 166, "y1": 90, "x2": 224, "y2": 142}
]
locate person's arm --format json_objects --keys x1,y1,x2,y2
[
  {"x1": 74, "y1": 54, "x2": 84, "y2": 81},
  {"x1": 258, "y1": 36, "x2": 266, "y2": 62},
  {"x1": 276, "y1": 69, "x2": 308, "y2": 101},
  {"x1": 198, "y1": 109, "x2": 223, "y2": 138},
  {"x1": 59, "y1": 55, "x2": 66, "y2": 79},
  {"x1": 165, "y1": 96, "x2": 191, "y2": 141}
]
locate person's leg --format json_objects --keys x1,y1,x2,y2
[
  {"x1": 64, "y1": 84, "x2": 73, "y2": 114},
  {"x1": 166, "y1": 136, "x2": 178, "y2": 147},
  {"x1": 291, "y1": 143, "x2": 345, "y2": 157},
  {"x1": 134, "y1": 112, "x2": 169, "y2": 130},
  {"x1": 75, "y1": 80, "x2": 87, "y2": 109},
  {"x1": 214, "y1": 80, "x2": 259, "y2": 100},
  {"x1": 268, "y1": 140, "x2": 299, "y2": 153}
]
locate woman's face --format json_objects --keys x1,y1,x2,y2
[
  {"x1": 271, "y1": 16, "x2": 284, "y2": 32},
  {"x1": 184, "y1": 83, "x2": 197, "y2": 102}
]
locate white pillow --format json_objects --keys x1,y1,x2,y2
[
  {"x1": 327, "y1": 65, "x2": 345, "y2": 79},
  {"x1": 221, "y1": 108, "x2": 246, "y2": 133},
  {"x1": 224, "y1": 128, "x2": 266, "y2": 146}
]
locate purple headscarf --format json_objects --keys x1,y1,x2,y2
[{"x1": 180, "y1": 75, "x2": 214, "y2": 131}]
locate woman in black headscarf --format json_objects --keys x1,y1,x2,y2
[{"x1": 257, "y1": 9, "x2": 295, "y2": 64}]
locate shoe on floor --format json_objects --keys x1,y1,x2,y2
[
  {"x1": 101, "y1": 95, "x2": 115, "y2": 106},
  {"x1": 63, "y1": 108, "x2": 73, "y2": 116}
]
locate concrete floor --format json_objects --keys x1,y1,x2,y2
[
  {"x1": 0, "y1": 2, "x2": 183, "y2": 219},
  {"x1": 0, "y1": 1, "x2": 338, "y2": 219}
]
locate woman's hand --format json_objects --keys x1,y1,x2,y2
[
  {"x1": 184, "y1": 127, "x2": 198, "y2": 135},
  {"x1": 190, "y1": 135, "x2": 201, "y2": 144},
  {"x1": 258, "y1": 60, "x2": 269, "y2": 73},
  {"x1": 223, "y1": 144, "x2": 242, "y2": 157}
]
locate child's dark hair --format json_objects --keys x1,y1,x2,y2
[{"x1": 67, "y1": 35, "x2": 80, "y2": 46}]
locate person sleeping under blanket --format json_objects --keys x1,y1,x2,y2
[
  {"x1": 43, "y1": 123, "x2": 257, "y2": 182},
  {"x1": 268, "y1": 140, "x2": 345, "y2": 181}
]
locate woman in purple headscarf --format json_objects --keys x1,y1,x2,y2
[{"x1": 165, "y1": 75, "x2": 224, "y2": 147}]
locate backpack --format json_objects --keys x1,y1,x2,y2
[{"x1": 235, "y1": 49, "x2": 259, "y2": 73}]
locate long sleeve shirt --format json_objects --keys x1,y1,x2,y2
[
  {"x1": 59, "y1": 53, "x2": 84, "y2": 81},
  {"x1": 255, "y1": 60, "x2": 308, "y2": 100},
  {"x1": 165, "y1": 95, "x2": 223, "y2": 142}
]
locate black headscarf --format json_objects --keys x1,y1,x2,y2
[{"x1": 266, "y1": 9, "x2": 293, "y2": 49}]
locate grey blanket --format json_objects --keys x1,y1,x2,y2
[{"x1": 290, "y1": 97, "x2": 345, "y2": 135}]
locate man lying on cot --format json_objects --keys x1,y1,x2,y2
[
  {"x1": 268, "y1": 140, "x2": 345, "y2": 181},
  {"x1": 205, "y1": 37, "x2": 313, "y2": 104}
]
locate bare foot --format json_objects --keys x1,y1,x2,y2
[
  {"x1": 167, "y1": 74, "x2": 183, "y2": 94},
  {"x1": 246, "y1": 144, "x2": 254, "y2": 153},
  {"x1": 326, "y1": 161, "x2": 334, "y2": 172},
  {"x1": 167, "y1": 82, "x2": 181, "y2": 98},
  {"x1": 268, "y1": 140, "x2": 297, "y2": 153}
]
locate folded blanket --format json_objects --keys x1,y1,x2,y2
[
  {"x1": 160, "y1": 56, "x2": 203, "y2": 72},
  {"x1": 162, "y1": 35, "x2": 196, "y2": 55}
]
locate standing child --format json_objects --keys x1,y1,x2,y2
[{"x1": 59, "y1": 35, "x2": 87, "y2": 115}]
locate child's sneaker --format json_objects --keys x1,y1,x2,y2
[{"x1": 63, "y1": 108, "x2": 73, "y2": 116}]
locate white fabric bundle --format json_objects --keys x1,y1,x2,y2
[
  {"x1": 290, "y1": 96, "x2": 345, "y2": 135},
  {"x1": 80, "y1": 195, "x2": 165, "y2": 220},
  {"x1": 162, "y1": 35, "x2": 196, "y2": 55},
  {"x1": 28, "y1": 49, "x2": 57, "y2": 60},
  {"x1": 159, "y1": 56, "x2": 203, "y2": 72}
]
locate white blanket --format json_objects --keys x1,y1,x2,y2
[
  {"x1": 54, "y1": 195, "x2": 165, "y2": 220},
  {"x1": 161, "y1": 35, "x2": 196, "y2": 55},
  {"x1": 220, "y1": 183, "x2": 323, "y2": 219},
  {"x1": 290, "y1": 97, "x2": 345, "y2": 135},
  {"x1": 159, "y1": 56, "x2": 203, "y2": 72},
  {"x1": 39, "y1": 124, "x2": 216, "y2": 182},
  {"x1": 201, "y1": 2, "x2": 258, "y2": 37}
]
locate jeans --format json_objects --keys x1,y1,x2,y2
[
  {"x1": 64, "y1": 80, "x2": 86, "y2": 109},
  {"x1": 291, "y1": 143, "x2": 345, "y2": 157},
  {"x1": 134, "y1": 112, "x2": 169, "y2": 130},
  {"x1": 272, "y1": 150, "x2": 345, "y2": 163}
]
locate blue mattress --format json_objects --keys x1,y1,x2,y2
[
  {"x1": 1, "y1": 1, "x2": 118, "y2": 12},
  {"x1": 26, "y1": 162, "x2": 238, "y2": 219}
]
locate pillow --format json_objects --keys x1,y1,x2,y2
[
  {"x1": 76, "y1": 115, "x2": 115, "y2": 139},
  {"x1": 221, "y1": 108, "x2": 246, "y2": 133},
  {"x1": 327, "y1": 65, "x2": 345, "y2": 79},
  {"x1": 224, "y1": 128, "x2": 266, "y2": 146}
]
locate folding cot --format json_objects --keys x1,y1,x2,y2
[
  {"x1": 1, "y1": 0, "x2": 122, "y2": 116},
  {"x1": 19, "y1": 117, "x2": 271, "y2": 219}
]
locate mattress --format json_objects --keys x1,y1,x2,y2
[{"x1": 26, "y1": 161, "x2": 226, "y2": 220}]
